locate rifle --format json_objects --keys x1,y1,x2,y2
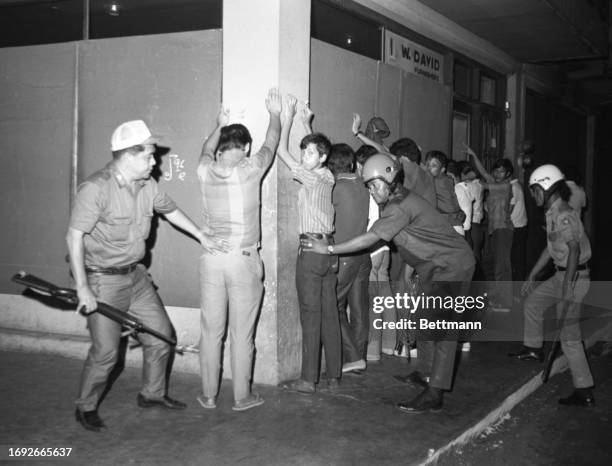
[
  {"x1": 12, "y1": 271, "x2": 177, "y2": 347},
  {"x1": 541, "y1": 299, "x2": 570, "y2": 383}
]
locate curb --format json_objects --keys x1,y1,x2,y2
[{"x1": 418, "y1": 323, "x2": 612, "y2": 466}]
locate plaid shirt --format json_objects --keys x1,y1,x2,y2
[{"x1": 197, "y1": 145, "x2": 274, "y2": 248}]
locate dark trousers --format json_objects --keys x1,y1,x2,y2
[
  {"x1": 484, "y1": 228, "x2": 514, "y2": 307},
  {"x1": 466, "y1": 222, "x2": 485, "y2": 279},
  {"x1": 511, "y1": 226, "x2": 528, "y2": 282},
  {"x1": 337, "y1": 253, "x2": 372, "y2": 363},
  {"x1": 296, "y1": 250, "x2": 341, "y2": 382},
  {"x1": 417, "y1": 267, "x2": 474, "y2": 391}
]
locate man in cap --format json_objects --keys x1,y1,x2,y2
[
  {"x1": 67, "y1": 119, "x2": 225, "y2": 432},
  {"x1": 303, "y1": 153, "x2": 475, "y2": 413}
]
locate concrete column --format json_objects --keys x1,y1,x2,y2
[
  {"x1": 222, "y1": 0, "x2": 311, "y2": 384},
  {"x1": 504, "y1": 73, "x2": 519, "y2": 164}
]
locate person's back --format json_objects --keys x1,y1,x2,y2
[{"x1": 372, "y1": 187, "x2": 474, "y2": 282}]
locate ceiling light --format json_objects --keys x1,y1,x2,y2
[{"x1": 108, "y1": 2, "x2": 120, "y2": 16}]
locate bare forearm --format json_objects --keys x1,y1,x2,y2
[
  {"x1": 201, "y1": 125, "x2": 222, "y2": 162},
  {"x1": 471, "y1": 153, "x2": 494, "y2": 184},
  {"x1": 278, "y1": 115, "x2": 299, "y2": 170},
  {"x1": 66, "y1": 228, "x2": 88, "y2": 289},
  {"x1": 562, "y1": 242, "x2": 579, "y2": 295},
  {"x1": 263, "y1": 112, "x2": 281, "y2": 155},
  {"x1": 164, "y1": 208, "x2": 203, "y2": 241},
  {"x1": 355, "y1": 132, "x2": 387, "y2": 155},
  {"x1": 333, "y1": 232, "x2": 381, "y2": 255}
]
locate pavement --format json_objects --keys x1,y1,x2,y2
[{"x1": 2, "y1": 338, "x2": 609, "y2": 466}]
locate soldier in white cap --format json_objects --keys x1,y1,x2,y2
[{"x1": 67, "y1": 120, "x2": 227, "y2": 431}]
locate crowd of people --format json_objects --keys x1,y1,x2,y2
[{"x1": 66, "y1": 89, "x2": 594, "y2": 432}]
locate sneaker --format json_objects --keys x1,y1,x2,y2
[
  {"x1": 366, "y1": 353, "x2": 381, "y2": 362},
  {"x1": 196, "y1": 394, "x2": 217, "y2": 409},
  {"x1": 461, "y1": 342, "x2": 471, "y2": 352},
  {"x1": 381, "y1": 348, "x2": 394, "y2": 356},
  {"x1": 342, "y1": 359, "x2": 366, "y2": 373},
  {"x1": 232, "y1": 393, "x2": 264, "y2": 411}
]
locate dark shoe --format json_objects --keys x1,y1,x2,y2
[
  {"x1": 75, "y1": 408, "x2": 106, "y2": 432},
  {"x1": 280, "y1": 379, "x2": 315, "y2": 394},
  {"x1": 559, "y1": 389, "x2": 595, "y2": 407},
  {"x1": 508, "y1": 346, "x2": 544, "y2": 362},
  {"x1": 396, "y1": 387, "x2": 443, "y2": 414},
  {"x1": 137, "y1": 393, "x2": 187, "y2": 410},
  {"x1": 327, "y1": 377, "x2": 341, "y2": 391},
  {"x1": 394, "y1": 371, "x2": 429, "y2": 388}
]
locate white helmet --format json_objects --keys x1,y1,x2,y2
[{"x1": 529, "y1": 164, "x2": 564, "y2": 191}]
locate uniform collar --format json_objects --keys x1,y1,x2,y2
[{"x1": 108, "y1": 161, "x2": 146, "y2": 189}]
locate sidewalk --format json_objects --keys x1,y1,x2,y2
[{"x1": 0, "y1": 342, "x2": 553, "y2": 466}]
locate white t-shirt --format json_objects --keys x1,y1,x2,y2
[
  {"x1": 368, "y1": 195, "x2": 389, "y2": 256},
  {"x1": 510, "y1": 179, "x2": 528, "y2": 228},
  {"x1": 455, "y1": 181, "x2": 474, "y2": 231}
]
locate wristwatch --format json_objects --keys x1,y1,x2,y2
[{"x1": 327, "y1": 245, "x2": 334, "y2": 255}]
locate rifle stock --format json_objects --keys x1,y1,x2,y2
[
  {"x1": 11, "y1": 271, "x2": 176, "y2": 346},
  {"x1": 541, "y1": 300, "x2": 570, "y2": 383}
]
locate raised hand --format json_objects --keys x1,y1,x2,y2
[
  {"x1": 462, "y1": 143, "x2": 476, "y2": 158},
  {"x1": 300, "y1": 101, "x2": 314, "y2": 126},
  {"x1": 217, "y1": 105, "x2": 230, "y2": 127},
  {"x1": 266, "y1": 88, "x2": 282, "y2": 115},
  {"x1": 352, "y1": 113, "x2": 362, "y2": 135},
  {"x1": 285, "y1": 94, "x2": 298, "y2": 119}
]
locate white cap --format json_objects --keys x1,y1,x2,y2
[{"x1": 111, "y1": 120, "x2": 157, "y2": 151}]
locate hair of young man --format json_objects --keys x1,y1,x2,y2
[
  {"x1": 217, "y1": 123, "x2": 253, "y2": 155},
  {"x1": 446, "y1": 160, "x2": 460, "y2": 178},
  {"x1": 390, "y1": 138, "x2": 421, "y2": 165},
  {"x1": 425, "y1": 150, "x2": 448, "y2": 169},
  {"x1": 112, "y1": 144, "x2": 145, "y2": 160},
  {"x1": 555, "y1": 180, "x2": 572, "y2": 202},
  {"x1": 299, "y1": 132, "x2": 332, "y2": 158},
  {"x1": 457, "y1": 160, "x2": 476, "y2": 177},
  {"x1": 327, "y1": 143, "x2": 356, "y2": 176},
  {"x1": 491, "y1": 158, "x2": 514, "y2": 177},
  {"x1": 389, "y1": 167, "x2": 405, "y2": 193},
  {"x1": 355, "y1": 144, "x2": 378, "y2": 166}
]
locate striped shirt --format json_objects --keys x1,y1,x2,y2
[
  {"x1": 197, "y1": 145, "x2": 274, "y2": 248},
  {"x1": 293, "y1": 165, "x2": 335, "y2": 235}
]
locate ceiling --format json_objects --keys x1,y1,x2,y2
[
  {"x1": 2, "y1": 0, "x2": 611, "y2": 105},
  {"x1": 417, "y1": 0, "x2": 612, "y2": 106}
]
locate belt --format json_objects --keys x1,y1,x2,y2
[
  {"x1": 85, "y1": 263, "x2": 139, "y2": 275},
  {"x1": 299, "y1": 233, "x2": 333, "y2": 241},
  {"x1": 556, "y1": 263, "x2": 589, "y2": 272}
]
